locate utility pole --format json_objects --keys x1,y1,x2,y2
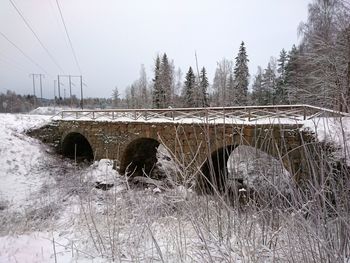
[
  {"x1": 54, "y1": 80, "x2": 57, "y2": 112},
  {"x1": 69, "y1": 75, "x2": 72, "y2": 108},
  {"x1": 30, "y1": 74, "x2": 44, "y2": 108},
  {"x1": 31, "y1": 74, "x2": 36, "y2": 108},
  {"x1": 38, "y1": 74, "x2": 44, "y2": 103},
  {"x1": 80, "y1": 75, "x2": 83, "y2": 109},
  {"x1": 57, "y1": 75, "x2": 83, "y2": 108},
  {"x1": 57, "y1": 75, "x2": 61, "y2": 101}
]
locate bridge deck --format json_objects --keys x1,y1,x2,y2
[{"x1": 54, "y1": 104, "x2": 349, "y2": 124}]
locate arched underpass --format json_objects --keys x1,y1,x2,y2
[
  {"x1": 199, "y1": 145, "x2": 292, "y2": 197},
  {"x1": 61, "y1": 132, "x2": 94, "y2": 162},
  {"x1": 199, "y1": 145, "x2": 237, "y2": 194},
  {"x1": 120, "y1": 138, "x2": 160, "y2": 178}
]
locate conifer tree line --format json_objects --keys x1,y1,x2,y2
[
  {"x1": 118, "y1": 0, "x2": 350, "y2": 111},
  {"x1": 121, "y1": 42, "x2": 248, "y2": 109}
]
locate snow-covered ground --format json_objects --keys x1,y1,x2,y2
[
  {"x1": 0, "y1": 110, "x2": 348, "y2": 262},
  {"x1": 0, "y1": 113, "x2": 113, "y2": 262}
]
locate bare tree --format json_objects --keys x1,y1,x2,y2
[
  {"x1": 297, "y1": 0, "x2": 350, "y2": 110},
  {"x1": 212, "y1": 58, "x2": 232, "y2": 106},
  {"x1": 112, "y1": 86, "x2": 120, "y2": 108},
  {"x1": 138, "y1": 64, "x2": 150, "y2": 108}
]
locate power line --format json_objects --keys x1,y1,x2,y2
[
  {"x1": 0, "y1": 31, "x2": 49, "y2": 75},
  {"x1": 47, "y1": 0, "x2": 71, "y2": 54},
  {"x1": 9, "y1": 0, "x2": 64, "y2": 73},
  {"x1": 0, "y1": 58, "x2": 24, "y2": 74},
  {"x1": 55, "y1": 0, "x2": 82, "y2": 74},
  {"x1": 0, "y1": 51, "x2": 29, "y2": 74}
]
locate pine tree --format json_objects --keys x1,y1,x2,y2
[
  {"x1": 199, "y1": 67, "x2": 209, "y2": 107},
  {"x1": 261, "y1": 61, "x2": 277, "y2": 105},
  {"x1": 152, "y1": 55, "x2": 162, "y2": 108},
  {"x1": 277, "y1": 49, "x2": 287, "y2": 77},
  {"x1": 251, "y1": 67, "x2": 265, "y2": 105},
  {"x1": 160, "y1": 53, "x2": 173, "y2": 107},
  {"x1": 183, "y1": 67, "x2": 196, "y2": 107},
  {"x1": 275, "y1": 49, "x2": 288, "y2": 104},
  {"x1": 285, "y1": 45, "x2": 303, "y2": 104},
  {"x1": 233, "y1": 41, "x2": 250, "y2": 105}
]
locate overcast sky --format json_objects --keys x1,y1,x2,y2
[{"x1": 0, "y1": 0, "x2": 310, "y2": 99}]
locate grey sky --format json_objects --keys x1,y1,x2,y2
[{"x1": 0, "y1": 0, "x2": 309, "y2": 99}]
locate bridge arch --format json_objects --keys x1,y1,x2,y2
[
  {"x1": 120, "y1": 137, "x2": 160, "y2": 177},
  {"x1": 199, "y1": 144, "x2": 292, "y2": 195},
  {"x1": 61, "y1": 132, "x2": 94, "y2": 162},
  {"x1": 199, "y1": 144, "x2": 237, "y2": 194}
]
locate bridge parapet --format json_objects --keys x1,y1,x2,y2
[{"x1": 55, "y1": 104, "x2": 348, "y2": 123}]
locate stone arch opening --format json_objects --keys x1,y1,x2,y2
[
  {"x1": 61, "y1": 132, "x2": 94, "y2": 162},
  {"x1": 120, "y1": 138, "x2": 160, "y2": 178},
  {"x1": 227, "y1": 145, "x2": 291, "y2": 191},
  {"x1": 200, "y1": 145, "x2": 291, "y2": 195},
  {"x1": 200, "y1": 145, "x2": 237, "y2": 194}
]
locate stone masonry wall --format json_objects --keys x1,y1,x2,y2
[{"x1": 32, "y1": 120, "x2": 309, "y2": 181}]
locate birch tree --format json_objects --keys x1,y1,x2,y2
[{"x1": 212, "y1": 58, "x2": 232, "y2": 106}]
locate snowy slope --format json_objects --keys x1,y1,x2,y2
[
  {"x1": 303, "y1": 117, "x2": 350, "y2": 164},
  {"x1": 0, "y1": 113, "x2": 119, "y2": 262},
  {"x1": 0, "y1": 114, "x2": 51, "y2": 209}
]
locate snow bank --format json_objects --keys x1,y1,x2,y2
[
  {"x1": 30, "y1": 106, "x2": 73, "y2": 116},
  {"x1": 303, "y1": 117, "x2": 350, "y2": 164},
  {"x1": 85, "y1": 159, "x2": 118, "y2": 185},
  {"x1": 0, "y1": 114, "x2": 51, "y2": 210}
]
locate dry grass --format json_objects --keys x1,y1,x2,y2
[{"x1": 67, "y1": 120, "x2": 350, "y2": 262}]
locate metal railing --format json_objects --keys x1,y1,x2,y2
[{"x1": 55, "y1": 104, "x2": 349, "y2": 122}]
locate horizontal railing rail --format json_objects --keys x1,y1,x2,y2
[{"x1": 54, "y1": 104, "x2": 350, "y2": 122}]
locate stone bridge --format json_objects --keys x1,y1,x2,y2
[{"x1": 30, "y1": 105, "x2": 347, "y2": 192}]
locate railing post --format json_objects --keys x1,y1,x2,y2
[
  {"x1": 248, "y1": 108, "x2": 251, "y2": 122},
  {"x1": 112, "y1": 111, "x2": 115, "y2": 120},
  {"x1": 76, "y1": 111, "x2": 78, "y2": 119},
  {"x1": 303, "y1": 106, "x2": 306, "y2": 120},
  {"x1": 134, "y1": 110, "x2": 137, "y2": 120},
  {"x1": 92, "y1": 111, "x2": 95, "y2": 119},
  {"x1": 172, "y1": 110, "x2": 174, "y2": 121},
  {"x1": 61, "y1": 111, "x2": 64, "y2": 119},
  {"x1": 205, "y1": 108, "x2": 208, "y2": 123},
  {"x1": 223, "y1": 107, "x2": 226, "y2": 124}
]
